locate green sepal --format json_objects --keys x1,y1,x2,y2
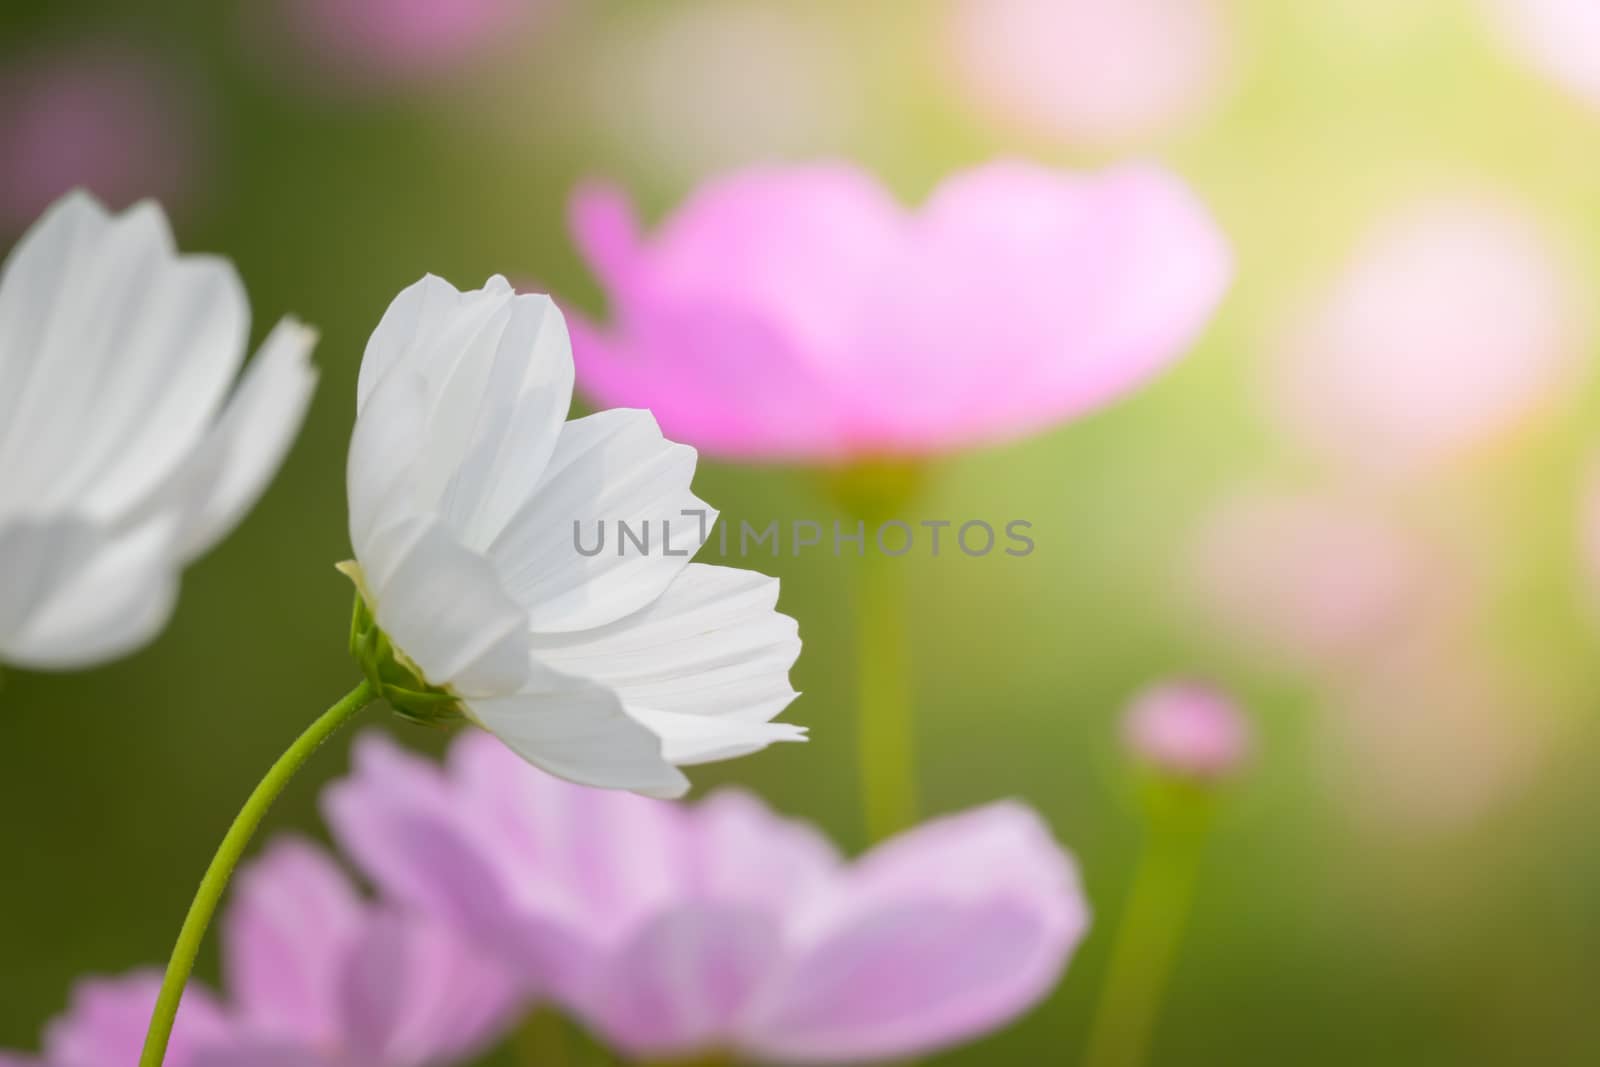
[{"x1": 340, "y1": 562, "x2": 463, "y2": 727}]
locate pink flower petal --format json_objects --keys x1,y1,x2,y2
[
  {"x1": 42, "y1": 971, "x2": 231, "y2": 1067},
  {"x1": 567, "y1": 160, "x2": 1229, "y2": 461},
  {"x1": 223, "y1": 836, "x2": 364, "y2": 1046},
  {"x1": 745, "y1": 803, "x2": 1088, "y2": 1062}
]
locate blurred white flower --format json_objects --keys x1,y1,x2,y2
[
  {"x1": 0, "y1": 191, "x2": 317, "y2": 670},
  {"x1": 1482, "y1": 0, "x2": 1600, "y2": 111},
  {"x1": 343, "y1": 274, "x2": 804, "y2": 797},
  {"x1": 944, "y1": 0, "x2": 1231, "y2": 145},
  {"x1": 1268, "y1": 195, "x2": 1589, "y2": 476}
]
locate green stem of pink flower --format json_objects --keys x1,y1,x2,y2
[
  {"x1": 139, "y1": 680, "x2": 379, "y2": 1067},
  {"x1": 856, "y1": 545, "x2": 918, "y2": 841},
  {"x1": 1082, "y1": 793, "x2": 1213, "y2": 1067}
]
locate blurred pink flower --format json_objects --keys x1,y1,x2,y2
[
  {"x1": 1184, "y1": 489, "x2": 1444, "y2": 671},
  {"x1": 1268, "y1": 196, "x2": 1589, "y2": 475},
  {"x1": 2, "y1": 838, "x2": 522, "y2": 1067},
  {"x1": 0, "y1": 44, "x2": 200, "y2": 233},
  {"x1": 1123, "y1": 681, "x2": 1250, "y2": 780},
  {"x1": 584, "y1": 2, "x2": 858, "y2": 181},
  {"x1": 197, "y1": 837, "x2": 523, "y2": 1067},
  {"x1": 1482, "y1": 0, "x2": 1600, "y2": 110},
  {"x1": 568, "y1": 161, "x2": 1230, "y2": 462},
  {"x1": 1320, "y1": 632, "x2": 1548, "y2": 833},
  {"x1": 6, "y1": 971, "x2": 230, "y2": 1067},
  {"x1": 325, "y1": 731, "x2": 1088, "y2": 1064},
  {"x1": 945, "y1": 0, "x2": 1231, "y2": 144},
  {"x1": 262, "y1": 0, "x2": 537, "y2": 90}
]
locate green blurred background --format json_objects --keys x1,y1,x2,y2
[{"x1": 5, "y1": 1, "x2": 1600, "y2": 1063}]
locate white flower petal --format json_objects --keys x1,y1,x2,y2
[
  {"x1": 3, "y1": 518, "x2": 179, "y2": 670},
  {"x1": 0, "y1": 192, "x2": 248, "y2": 523},
  {"x1": 353, "y1": 275, "x2": 575, "y2": 551},
  {"x1": 489, "y1": 409, "x2": 713, "y2": 632},
  {"x1": 346, "y1": 274, "x2": 803, "y2": 794},
  {"x1": 468, "y1": 666, "x2": 691, "y2": 798},
  {"x1": 357, "y1": 273, "x2": 515, "y2": 408},
  {"x1": 347, "y1": 366, "x2": 432, "y2": 555},
  {"x1": 151, "y1": 317, "x2": 319, "y2": 560},
  {"x1": 435, "y1": 299, "x2": 574, "y2": 549},
  {"x1": 529, "y1": 564, "x2": 801, "y2": 725},
  {"x1": 626, "y1": 706, "x2": 807, "y2": 766},
  {"x1": 363, "y1": 516, "x2": 530, "y2": 697},
  {"x1": 0, "y1": 518, "x2": 102, "y2": 653}
]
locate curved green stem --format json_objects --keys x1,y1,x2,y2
[
  {"x1": 139, "y1": 680, "x2": 379, "y2": 1066},
  {"x1": 856, "y1": 546, "x2": 917, "y2": 841},
  {"x1": 1082, "y1": 794, "x2": 1212, "y2": 1067}
]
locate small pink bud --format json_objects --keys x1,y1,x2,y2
[{"x1": 1123, "y1": 682, "x2": 1251, "y2": 781}]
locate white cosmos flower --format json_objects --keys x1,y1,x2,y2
[
  {"x1": 343, "y1": 274, "x2": 804, "y2": 797},
  {"x1": 0, "y1": 191, "x2": 317, "y2": 670}
]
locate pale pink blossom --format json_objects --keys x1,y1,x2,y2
[
  {"x1": 325, "y1": 731, "x2": 1088, "y2": 1063},
  {"x1": 6, "y1": 971, "x2": 229, "y2": 1067},
  {"x1": 1268, "y1": 195, "x2": 1588, "y2": 475},
  {"x1": 1319, "y1": 633, "x2": 1549, "y2": 833},
  {"x1": 945, "y1": 0, "x2": 1231, "y2": 144},
  {"x1": 1183, "y1": 489, "x2": 1442, "y2": 670},
  {"x1": 1123, "y1": 681, "x2": 1250, "y2": 780},
  {"x1": 568, "y1": 161, "x2": 1230, "y2": 461},
  {"x1": 1482, "y1": 0, "x2": 1600, "y2": 110},
  {"x1": 197, "y1": 837, "x2": 523, "y2": 1067}
]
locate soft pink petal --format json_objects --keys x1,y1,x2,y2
[
  {"x1": 850, "y1": 162, "x2": 1231, "y2": 453},
  {"x1": 745, "y1": 803, "x2": 1088, "y2": 1063},
  {"x1": 43, "y1": 971, "x2": 232, "y2": 1067},
  {"x1": 683, "y1": 790, "x2": 841, "y2": 911},
  {"x1": 322, "y1": 731, "x2": 659, "y2": 999},
  {"x1": 335, "y1": 911, "x2": 522, "y2": 1067},
  {"x1": 578, "y1": 904, "x2": 784, "y2": 1059},
  {"x1": 223, "y1": 837, "x2": 364, "y2": 1045},
  {"x1": 566, "y1": 160, "x2": 1229, "y2": 460}
]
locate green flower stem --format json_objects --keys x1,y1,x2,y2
[
  {"x1": 1082, "y1": 790, "x2": 1214, "y2": 1067},
  {"x1": 856, "y1": 545, "x2": 917, "y2": 841},
  {"x1": 139, "y1": 679, "x2": 380, "y2": 1067},
  {"x1": 516, "y1": 1007, "x2": 571, "y2": 1067}
]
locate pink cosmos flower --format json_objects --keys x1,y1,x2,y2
[
  {"x1": 4, "y1": 970, "x2": 230, "y2": 1067},
  {"x1": 1482, "y1": 0, "x2": 1600, "y2": 110},
  {"x1": 0, "y1": 44, "x2": 200, "y2": 233},
  {"x1": 1123, "y1": 681, "x2": 1250, "y2": 780},
  {"x1": 324, "y1": 731, "x2": 1088, "y2": 1064},
  {"x1": 945, "y1": 0, "x2": 1232, "y2": 144},
  {"x1": 194, "y1": 837, "x2": 523, "y2": 1067},
  {"x1": 1268, "y1": 195, "x2": 1588, "y2": 475},
  {"x1": 2, "y1": 838, "x2": 521, "y2": 1067},
  {"x1": 567, "y1": 161, "x2": 1231, "y2": 462},
  {"x1": 258, "y1": 0, "x2": 539, "y2": 91}
]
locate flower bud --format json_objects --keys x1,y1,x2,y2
[{"x1": 1123, "y1": 681, "x2": 1250, "y2": 782}]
